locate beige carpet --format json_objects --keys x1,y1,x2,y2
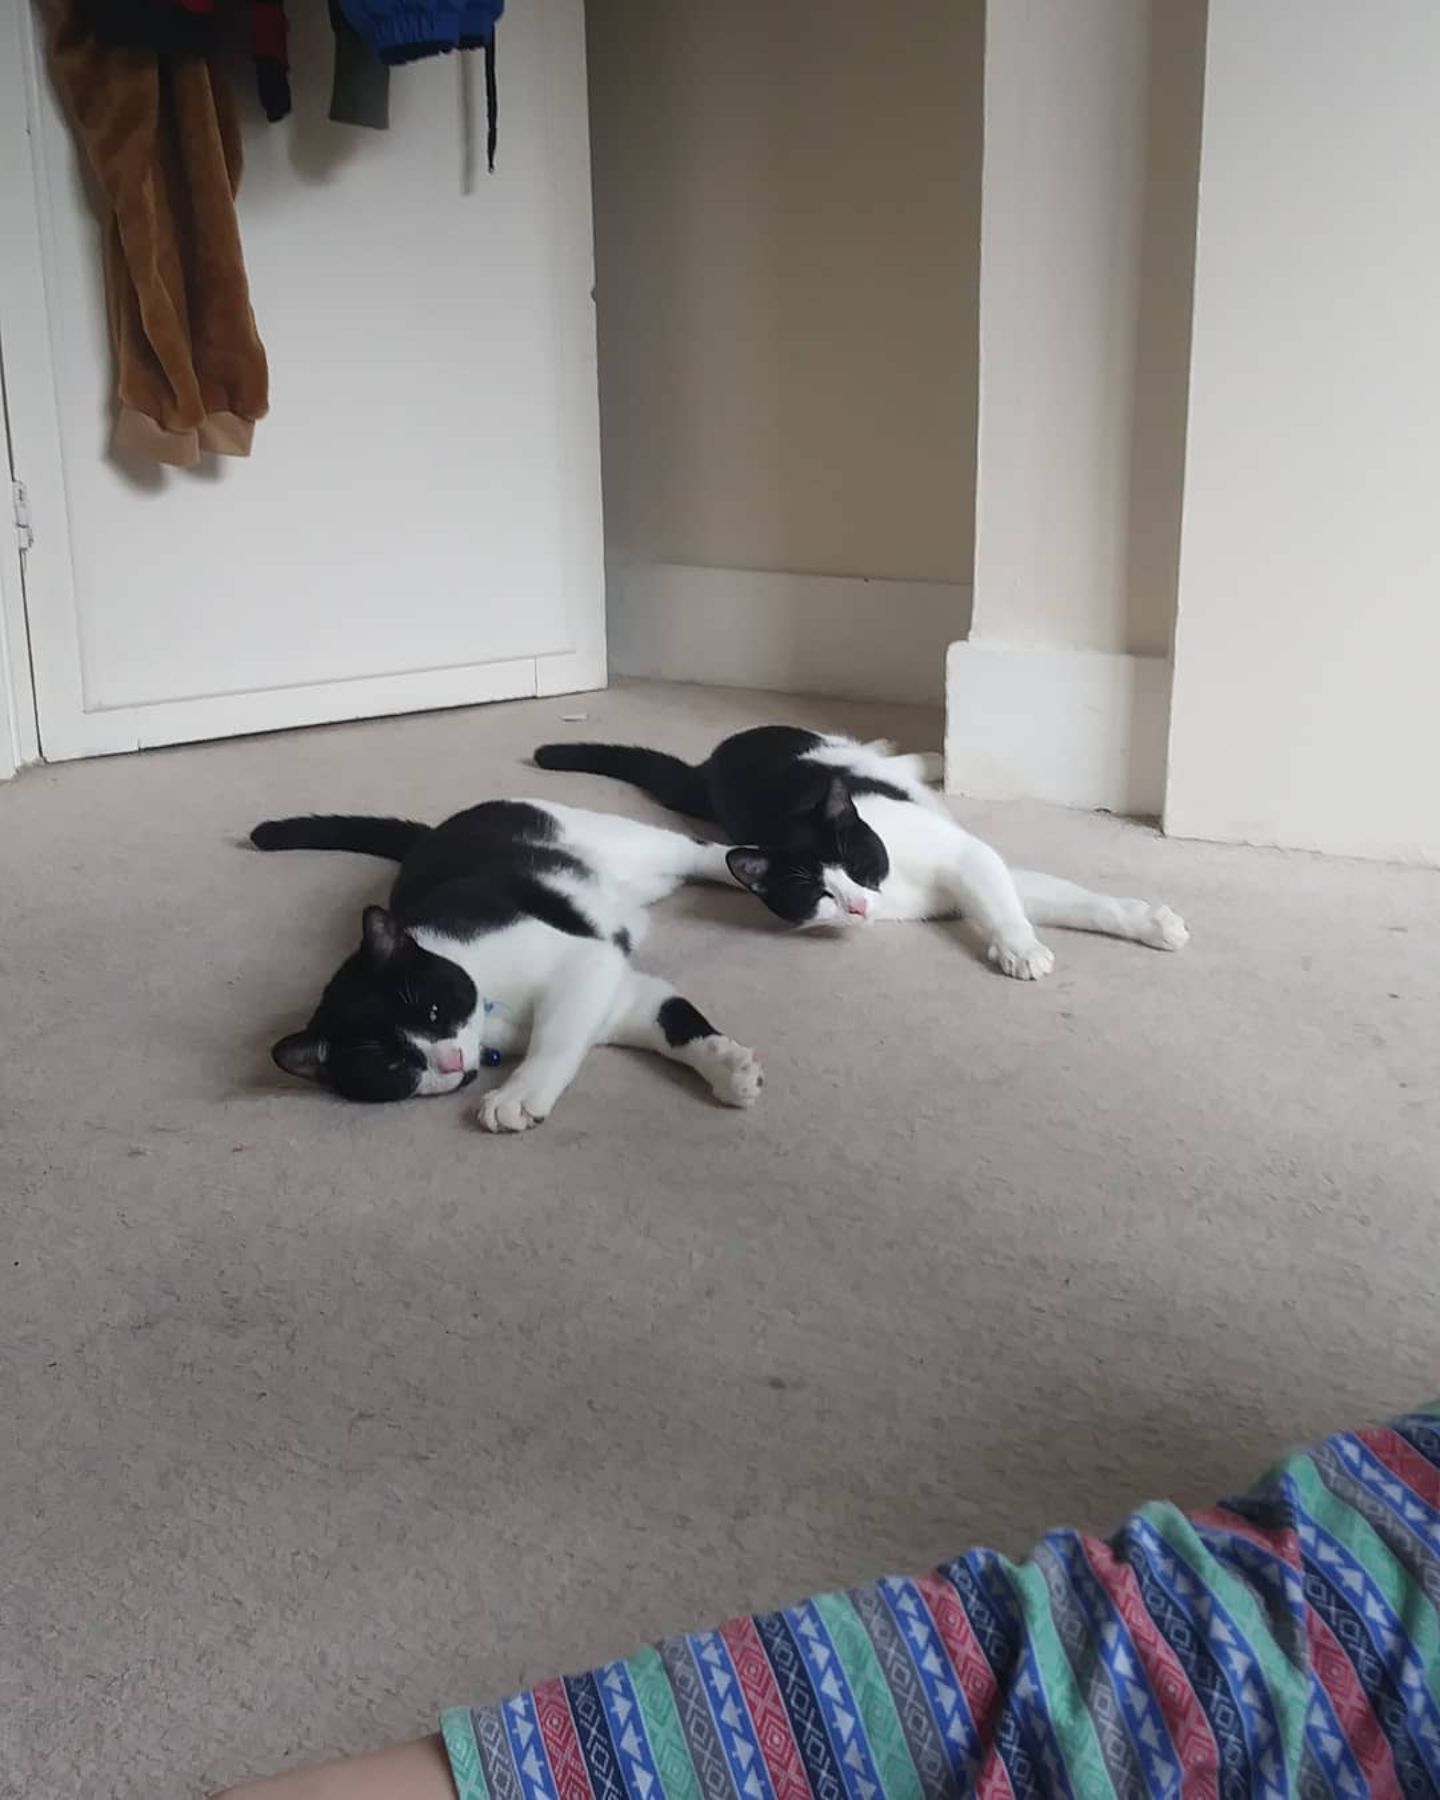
[{"x1": 2, "y1": 680, "x2": 1437, "y2": 1799}]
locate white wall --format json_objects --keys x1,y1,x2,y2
[
  {"x1": 969, "y1": 0, "x2": 1204, "y2": 658},
  {"x1": 947, "y1": 0, "x2": 1205, "y2": 812},
  {"x1": 586, "y1": 0, "x2": 982, "y2": 703},
  {"x1": 1166, "y1": 0, "x2": 1440, "y2": 863}
]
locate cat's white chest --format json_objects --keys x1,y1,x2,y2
[
  {"x1": 412, "y1": 918, "x2": 562, "y2": 1053},
  {"x1": 856, "y1": 794, "x2": 962, "y2": 921},
  {"x1": 471, "y1": 995, "x2": 530, "y2": 1055}
]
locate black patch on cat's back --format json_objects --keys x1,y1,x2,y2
[
  {"x1": 391, "y1": 801, "x2": 582, "y2": 907},
  {"x1": 702, "y1": 727, "x2": 826, "y2": 843},
  {"x1": 400, "y1": 877, "x2": 521, "y2": 937},
  {"x1": 404, "y1": 875, "x2": 598, "y2": 942},
  {"x1": 520, "y1": 880, "x2": 599, "y2": 941},
  {"x1": 658, "y1": 997, "x2": 716, "y2": 1047},
  {"x1": 702, "y1": 727, "x2": 914, "y2": 847},
  {"x1": 388, "y1": 799, "x2": 599, "y2": 942}
]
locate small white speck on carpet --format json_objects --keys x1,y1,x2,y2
[{"x1": 1, "y1": 679, "x2": 1437, "y2": 1797}]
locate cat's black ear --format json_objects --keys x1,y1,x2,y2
[
  {"x1": 361, "y1": 905, "x2": 405, "y2": 965},
  {"x1": 272, "y1": 1031, "x2": 328, "y2": 1082},
  {"x1": 820, "y1": 774, "x2": 858, "y2": 826},
  {"x1": 727, "y1": 847, "x2": 771, "y2": 891}
]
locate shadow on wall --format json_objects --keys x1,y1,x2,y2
[{"x1": 1123, "y1": 0, "x2": 1207, "y2": 659}]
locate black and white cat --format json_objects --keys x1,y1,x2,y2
[
  {"x1": 534, "y1": 726, "x2": 1189, "y2": 978},
  {"x1": 252, "y1": 800, "x2": 763, "y2": 1129}
]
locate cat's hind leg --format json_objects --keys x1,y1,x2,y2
[
  {"x1": 602, "y1": 972, "x2": 764, "y2": 1108},
  {"x1": 1012, "y1": 870, "x2": 1189, "y2": 950},
  {"x1": 546, "y1": 805, "x2": 738, "y2": 902}
]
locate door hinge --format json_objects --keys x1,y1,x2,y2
[{"x1": 12, "y1": 480, "x2": 33, "y2": 553}]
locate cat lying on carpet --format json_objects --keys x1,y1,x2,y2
[
  {"x1": 252, "y1": 800, "x2": 763, "y2": 1130},
  {"x1": 534, "y1": 725, "x2": 1189, "y2": 978}
]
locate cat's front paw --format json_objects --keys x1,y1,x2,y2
[
  {"x1": 475, "y1": 1080, "x2": 553, "y2": 1133},
  {"x1": 989, "y1": 936, "x2": 1055, "y2": 981},
  {"x1": 692, "y1": 1036, "x2": 765, "y2": 1107},
  {"x1": 1138, "y1": 904, "x2": 1189, "y2": 951}
]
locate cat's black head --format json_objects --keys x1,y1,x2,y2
[
  {"x1": 726, "y1": 775, "x2": 886, "y2": 926},
  {"x1": 271, "y1": 907, "x2": 480, "y2": 1103}
]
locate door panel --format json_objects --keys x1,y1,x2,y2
[{"x1": 6, "y1": 0, "x2": 604, "y2": 759}]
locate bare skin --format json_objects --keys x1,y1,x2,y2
[{"x1": 214, "y1": 1735, "x2": 455, "y2": 1800}]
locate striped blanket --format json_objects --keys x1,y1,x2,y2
[{"x1": 442, "y1": 1409, "x2": 1440, "y2": 1799}]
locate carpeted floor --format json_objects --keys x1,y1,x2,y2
[{"x1": 2, "y1": 680, "x2": 1437, "y2": 1799}]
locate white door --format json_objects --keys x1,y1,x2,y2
[{"x1": 0, "y1": 0, "x2": 604, "y2": 762}]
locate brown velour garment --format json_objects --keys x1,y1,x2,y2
[{"x1": 46, "y1": 0, "x2": 270, "y2": 466}]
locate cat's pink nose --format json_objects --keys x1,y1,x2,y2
[
  {"x1": 436, "y1": 1045, "x2": 465, "y2": 1075},
  {"x1": 847, "y1": 899, "x2": 869, "y2": 917}
]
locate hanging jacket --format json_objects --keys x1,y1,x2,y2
[
  {"x1": 51, "y1": 0, "x2": 270, "y2": 463},
  {"x1": 337, "y1": 0, "x2": 503, "y2": 166},
  {"x1": 329, "y1": 0, "x2": 391, "y2": 130},
  {"x1": 338, "y1": 0, "x2": 501, "y2": 64},
  {"x1": 80, "y1": 0, "x2": 292, "y2": 122}
]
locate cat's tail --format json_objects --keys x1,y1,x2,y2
[
  {"x1": 532, "y1": 740, "x2": 715, "y2": 820},
  {"x1": 249, "y1": 815, "x2": 427, "y2": 861}
]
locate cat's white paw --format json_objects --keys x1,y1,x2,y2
[
  {"x1": 1138, "y1": 904, "x2": 1189, "y2": 951},
  {"x1": 475, "y1": 1081, "x2": 552, "y2": 1133},
  {"x1": 989, "y1": 936, "x2": 1056, "y2": 981},
  {"x1": 692, "y1": 1036, "x2": 765, "y2": 1108}
]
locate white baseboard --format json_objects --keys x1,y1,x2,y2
[
  {"x1": 608, "y1": 562, "x2": 969, "y2": 706},
  {"x1": 945, "y1": 640, "x2": 1172, "y2": 815}
]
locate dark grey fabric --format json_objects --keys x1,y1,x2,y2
[{"x1": 328, "y1": 0, "x2": 390, "y2": 129}]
